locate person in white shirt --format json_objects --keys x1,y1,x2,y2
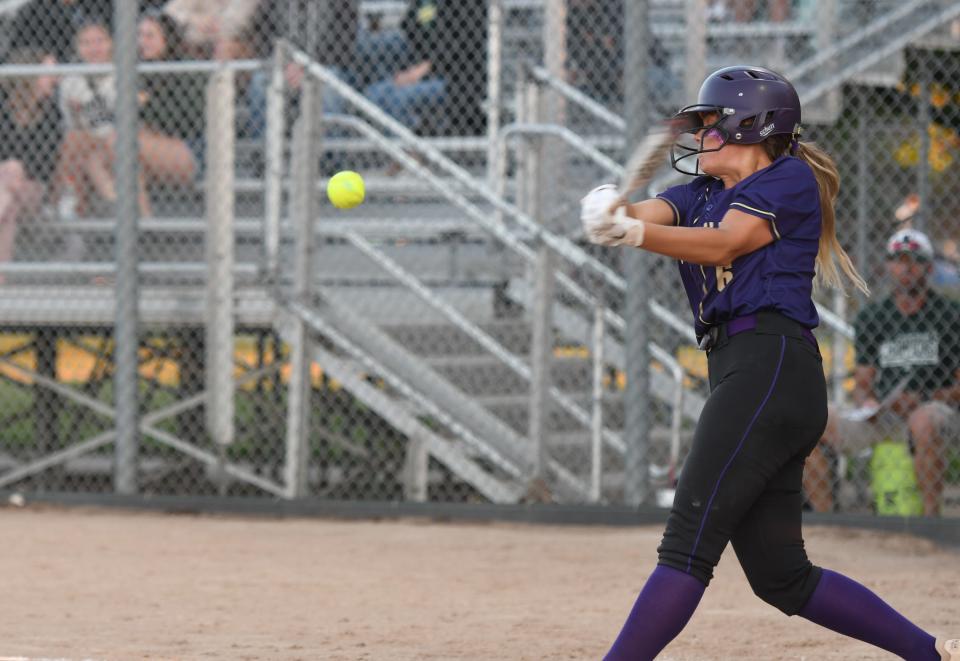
[{"x1": 53, "y1": 16, "x2": 119, "y2": 218}]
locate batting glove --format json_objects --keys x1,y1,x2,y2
[{"x1": 580, "y1": 184, "x2": 645, "y2": 247}]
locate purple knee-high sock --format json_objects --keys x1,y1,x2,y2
[
  {"x1": 604, "y1": 565, "x2": 706, "y2": 661},
  {"x1": 799, "y1": 569, "x2": 938, "y2": 661}
]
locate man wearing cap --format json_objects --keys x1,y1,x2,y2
[{"x1": 804, "y1": 229, "x2": 960, "y2": 516}]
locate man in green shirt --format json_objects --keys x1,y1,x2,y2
[{"x1": 805, "y1": 229, "x2": 960, "y2": 515}]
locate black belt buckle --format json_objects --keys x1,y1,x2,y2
[{"x1": 698, "y1": 326, "x2": 719, "y2": 351}]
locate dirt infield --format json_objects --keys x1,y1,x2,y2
[{"x1": 2, "y1": 506, "x2": 957, "y2": 660}]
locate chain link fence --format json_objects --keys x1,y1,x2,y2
[{"x1": 0, "y1": 1, "x2": 957, "y2": 517}]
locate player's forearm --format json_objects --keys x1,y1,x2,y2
[
  {"x1": 629, "y1": 222, "x2": 735, "y2": 266},
  {"x1": 624, "y1": 199, "x2": 675, "y2": 226}
]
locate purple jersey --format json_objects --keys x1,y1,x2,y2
[{"x1": 656, "y1": 155, "x2": 821, "y2": 340}]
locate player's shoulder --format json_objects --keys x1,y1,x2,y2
[
  {"x1": 731, "y1": 156, "x2": 817, "y2": 203},
  {"x1": 760, "y1": 155, "x2": 816, "y2": 185},
  {"x1": 735, "y1": 156, "x2": 818, "y2": 212}
]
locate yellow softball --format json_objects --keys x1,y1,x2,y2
[{"x1": 327, "y1": 170, "x2": 365, "y2": 209}]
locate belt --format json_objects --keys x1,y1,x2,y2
[{"x1": 698, "y1": 312, "x2": 818, "y2": 352}]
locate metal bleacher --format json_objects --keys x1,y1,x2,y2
[
  {"x1": 2, "y1": 0, "x2": 959, "y2": 500},
  {"x1": 0, "y1": 0, "x2": 947, "y2": 360},
  {"x1": 1, "y1": 0, "x2": 953, "y2": 339}
]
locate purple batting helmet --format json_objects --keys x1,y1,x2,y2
[{"x1": 670, "y1": 65, "x2": 803, "y2": 175}]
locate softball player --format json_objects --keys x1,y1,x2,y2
[{"x1": 580, "y1": 65, "x2": 958, "y2": 660}]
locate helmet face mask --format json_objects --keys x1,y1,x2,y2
[
  {"x1": 670, "y1": 105, "x2": 734, "y2": 176},
  {"x1": 668, "y1": 66, "x2": 802, "y2": 176}
]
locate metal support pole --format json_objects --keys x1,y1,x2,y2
[
  {"x1": 817, "y1": 0, "x2": 840, "y2": 120},
  {"x1": 283, "y1": 76, "x2": 322, "y2": 499},
  {"x1": 506, "y1": 65, "x2": 535, "y2": 228},
  {"x1": 403, "y1": 436, "x2": 429, "y2": 502},
  {"x1": 543, "y1": 0, "x2": 567, "y2": 130},
  {"x1": 520, "y1": 79, "x2": 540, "y2": 224},
  {"x1": 623, "y1": 0, "x2": 652, "y2": 506},
  {"x1": 831, "y1": 290, "x2": 847, "y2": 407},
  {"x1": 177, "y1": 328, "x2": 206, "y2": 448},
  {"x1": 525, "y1": 0, "x2": 566, "y2": 488},
  {"x1": 528, "y1": 207, "x2": 556, "y2": 483},
  {"x1": 35, "y1": 329, "x2": 60, "y2": 489},
  {"x1": 485, "y1": 0, "x2": 504, "y2": 187},
  {"x1": 112, "y1": 0, "x2": 140, "y2": 495},
  {"x1": 205, "y1": 67, "x2": 236, "y2": 448},
  {"x1": 525, "y1": 118, "x2": 551, "y2": 481},
  {"x1": 684, "y1": 0, "x2": 707, "y2": 107},
  {"x1": 264, "y1": 44, "x2": 287, "y2": 282},
  {"x1": 491, "y1": 63, "x2": 517, "y2": 229},
  {"x1": 916, "y1": 53, "x2": 931, "y2": 233},
  {"x1": 856, "y1": 87, "x2": 869, "y2": 303},
  {"x1": 590, "y1": 305, "x2": 605, "y2": 503}
]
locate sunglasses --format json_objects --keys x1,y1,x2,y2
[{"x1": 887, "y1": 243, "x2": 931, "y2": 261}]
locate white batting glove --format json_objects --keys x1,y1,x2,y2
[{"x1": 580, "y1": 184, "x2": 645, "y2": 247}]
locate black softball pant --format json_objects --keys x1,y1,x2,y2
[{"x1": 657, "y1": 313, "x2": 829, "y2": 615}]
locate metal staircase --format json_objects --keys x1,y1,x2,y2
[{"x1": 266, "y1": 45, "x2": 708, "y2": 504}]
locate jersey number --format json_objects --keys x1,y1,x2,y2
[
  {"x1": 704, "y1": 221, "x2": 733, "y2": 291},
  {"x1": 715, "y1": 264, "x2": 734, "y2": 291}
]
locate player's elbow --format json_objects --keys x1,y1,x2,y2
[
  {"x1": 705, "y1": 242, "x2": 740, "y2": 266},
  {"x1": 714, "y1": 233, "x2": 761, "y2": 265}
]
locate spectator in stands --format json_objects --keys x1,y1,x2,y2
[
  {"x1": 7, "y1": 0, "x2": 111, "y2": 63},
  {"x1": 243, "y1": 0, "x2": 359, "y2": 140},
  {"x1": 0, "y1": 48, "x2": 63, "y2": 273},
  {"x1": 161, "y1": 0, "x2": 262, "y2": 60},
  {"x1": 363, "y1": 0, "x2": 488, "y2": 137},
  {"x1": 54, "y1": 16, "x2": 116, "y2": 218},
  {"x1": 803, "y1": 229, "x2": 960, "y2": 516},
  {"x1": 890, "y1": 194, "x2": 960, "y2": 289},
  {"x1": 132, "y1": 9, "x2": 205, "y2": 216}
]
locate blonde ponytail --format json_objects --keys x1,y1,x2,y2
[
  {"x1": 794, "y1": 142, "x2": 869, "y2": 295},
  {"x1": 762, "y1": 136, "x2": 870, "y2": 295}
]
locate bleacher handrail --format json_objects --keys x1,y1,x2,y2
[
  {"x1": 0, "y1": 59, "x2": 262, "y2": 77},
  {"x1": 498, "y1": 122, "x2": 624, "y2": 175},
  {"x1": 527, "y1": 64, "x2": 627, "y2": 132}
]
